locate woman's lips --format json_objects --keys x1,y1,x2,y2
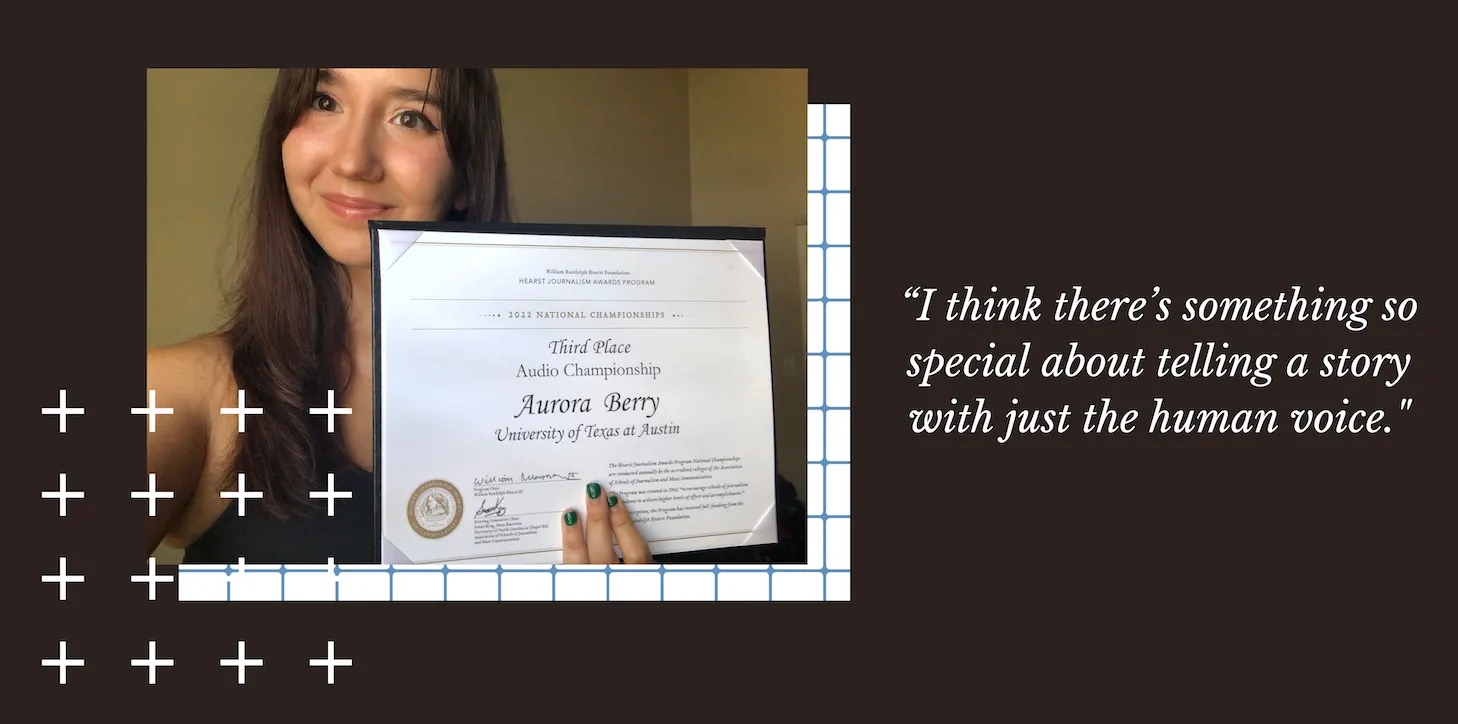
[{"x1": 321, "y1": 193, "x2": 392, "y2": 220}]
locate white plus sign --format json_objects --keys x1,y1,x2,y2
[
  {"x1": 42, "y1": 641, "x2": 84, "y2": 684},
  {"x1": 42, "y1": 473, "x2": 84, "y2": 516},
  {"x1": 309, "y1": 640, "x2": 353, "y2": 684},
  {"x1": 310, "y1": 473, "x2": 352, "y2": 516},
  {"x1": 131, "y1": 641, "x2": 175, "y2": 684},
  {"x1": 221, "y1": 473, "x2": 263, "y2": 516},
  {"x1": 132, "y1": 556, "x2": 175, "y2": 600},
  {"x1": 220, "y1": 389, "x2": 263, "y2": 432},
  {"x1": 131, "y1": 389, "x2": 175, "y2": 432},
  {"x1": 220, "y1": 640, "x2": 263, "y2": 684},
  {"x1": 41, "y1": 556, "x2": 84, "y2": 600},
  {"x1": 42, "y1": 389, "x2": 84, "y2": 433},
  {"x1": 133, "y1": 473, "x2": 175, "y2": 517},
  {"x1": 309, "y1": 389, "x2": 352, "y2": 433}
]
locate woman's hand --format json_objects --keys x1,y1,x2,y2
[{"x1": 561, "y1": 481, "x2": 653, "y2": 564}]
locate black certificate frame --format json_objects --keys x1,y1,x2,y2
[{"x1": 369, "y1": 219, "x2": 787, "y2": 567}]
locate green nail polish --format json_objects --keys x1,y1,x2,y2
[
  {"x1": 587, "y1": 482, "x2": 601, "y2": 499},
  {"x1": 564, "y1": 511, "x2": 577, "y2": 526},
  {"x1": 608, "y1": 495, "x2": 618, "y2": 507}
]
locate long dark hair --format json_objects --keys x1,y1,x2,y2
[{"x1": 219, "y1": 68, "x2": 510, "y2": 518}]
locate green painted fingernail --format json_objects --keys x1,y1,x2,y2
[
  {"x1": 564, "y1": 511, "x2": 577, "y2": 526},
  {"x1": 587, "y1": 482, "x2": 601, "y2": 499},
  {"x1": 608, "y1": 495, "x2": 618, "y2": 507}
]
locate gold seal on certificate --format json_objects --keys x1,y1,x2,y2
[{"x1": 407, "y1": 480, "x2": 464, "y2": 539}]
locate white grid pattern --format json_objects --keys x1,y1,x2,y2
[{"x1": 172, "y1": 103, "x2": 851, "y2": 601}]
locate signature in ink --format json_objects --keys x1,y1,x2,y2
[
  {"x1": 476, "y1": 496, "x2": 507, "y2": 518},
  {"x1": 521, "y1": 472, "x2": 580, "y2": 482}
]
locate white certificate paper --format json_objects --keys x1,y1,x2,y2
[{"x1": 371, "y1": 222, "x2": 779, "y2": 565}]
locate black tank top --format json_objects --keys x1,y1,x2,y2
[{"x1": 183, "y1": 464, "x2": 376, "y2": 564}]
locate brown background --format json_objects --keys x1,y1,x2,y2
[{"x1": 17, "y1": 10, "x2": 1453, "y2": 720}]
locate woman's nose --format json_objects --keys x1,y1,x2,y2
[{"x1": 328, "y1": 115, "x2": 384, "y2": 183}]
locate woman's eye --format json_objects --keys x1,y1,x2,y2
[
  {"x1": 395, "y1": 110, "x2": 438, "y2": 132},
  {"x1": 311, "y1": 93, "x2": 337, "y2": 112}
]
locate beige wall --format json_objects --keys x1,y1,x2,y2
[
  {"x1": 147, "y1": 68, "x2": 806, "y2": 560},
  {"x1": 687, "y1": 69, "x2": 808, "y2": 491},
  {"x1": 147, "y1": 70, "x2": 276, "y2": 348},
  {"x1": 495, "y1": 69, "x2": 693, "y2": 226}
]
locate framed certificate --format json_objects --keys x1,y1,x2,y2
[{"x1": 371, "y1": 221, "x2": 780, "y2": 565}]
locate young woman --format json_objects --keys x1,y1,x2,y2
[{"x1": 146, "y1": 68, "x2": 651, "y2": 565}]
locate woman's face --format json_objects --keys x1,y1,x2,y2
[{"x1": 282, "y1": 68, "x2": 461, "y2": 268}]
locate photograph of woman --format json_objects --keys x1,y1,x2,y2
[{"x1": 145, "y1": 68, "x2": 807, "y2": 567}]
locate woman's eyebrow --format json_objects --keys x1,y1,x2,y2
[
  {"x1": 312, "y1": 69, "x2": 439, "y2": 109},
  {"x1": 391, "y1": 86, "x2": 441, "y2": 108}
]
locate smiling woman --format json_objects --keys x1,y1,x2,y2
[
  {"x1": 144, "y1": 68, "x2": 649, "y2": 565},
  {"x1": 282, "y1": 69, "x2": 496, "y2": 268}
]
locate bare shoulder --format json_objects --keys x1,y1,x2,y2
[
  {"x1": 147, "y1": 333, "x2": 235, "y2": 414},
  {"x1": 145, "y1": 333, "x2": 240, "y2": 553}
]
